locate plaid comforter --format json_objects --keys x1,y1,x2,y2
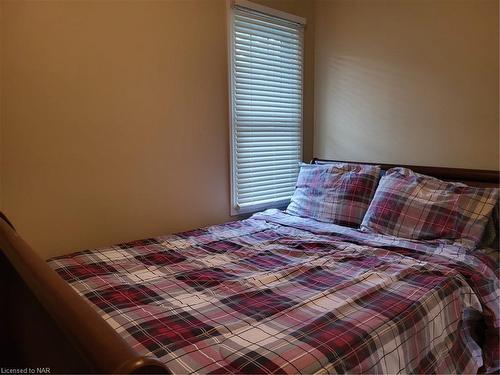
[{"x1": 48, "y1": 209, "x2": 499, "y2": 374}]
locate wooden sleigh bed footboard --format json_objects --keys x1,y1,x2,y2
[{"x1": 0, "y1": 213, "x2": 170, "y2": 374}]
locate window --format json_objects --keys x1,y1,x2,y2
[{"x1": 229, "y1": 0, "x2": 305, "y2": 215}]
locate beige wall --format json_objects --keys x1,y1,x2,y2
[
  {"x1": 314, "y1": 0, "x2": 499, "y2": 170},
  {"x1": 0, "y1": 0, "x2": 314, "y2": 258},
  {"x1": 2, "y1": 0, "x2": 498, "y2": 258}
]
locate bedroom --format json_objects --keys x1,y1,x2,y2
[{"x1": 0, "y1": 0, "x2": 498, "y2": 373}]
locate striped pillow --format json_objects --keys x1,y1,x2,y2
[
  {"x1": 360, "y1": 167, "x2": 499, "y2": 247},
  {"x1": 286, "y1": 163, "x2": 381, "y2": 227}
]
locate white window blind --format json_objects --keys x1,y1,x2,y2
[{"x1": 229, "y1": 2, "x2": 304, "y2": 215}]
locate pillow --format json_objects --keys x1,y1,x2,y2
[
  {"x1": 478, "y1": 200, "x2": 499, "y2": 249},
  {"x1": 313, "y1": 159, "x2": 386, "y2": 178},
  {"x1": 360, "y1": 167, "x2": 499, "y2": 247},
  {"x1": 286, "y1": 163, "x2": 381, "y2": 227}
]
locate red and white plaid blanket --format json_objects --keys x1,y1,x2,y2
[{"x1": 48, "y1": 209, "x2": 499, "y2": 374}]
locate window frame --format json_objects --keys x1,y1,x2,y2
[{"x1": 227, "y1": 0, "x2": 306, "y2": 216}]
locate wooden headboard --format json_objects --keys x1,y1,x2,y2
[{"x1": 312, "y1": 158, "x2": 499, "y2": 188}]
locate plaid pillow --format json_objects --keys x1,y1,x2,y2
[
  {"x1": 360, "y1": 167, "x2": 499, "y2": 247},
  {"x1": 286, "y1": 163, "x2": 381, "y2": 227},
  {"x1": 478, "y1": 199, "x2": 499, "y2": 249}
]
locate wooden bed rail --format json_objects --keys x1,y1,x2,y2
[{"x1": 0, "y1": 212, "x2": 170, "y2": 374}]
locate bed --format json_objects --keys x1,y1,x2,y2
[{"x1": 0, "y1": 160, "x2": 498, "y2": 374}]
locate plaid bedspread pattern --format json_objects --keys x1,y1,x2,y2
[
  {"x1": 286, "y1": 163, "x2": 380, "y2": 227},
  {"x1": 48, "y1": 211, "x2": 499, "y2": 374},
  {"x1": 361, "y1": 167, "x2": 498, "y2": 248}
]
